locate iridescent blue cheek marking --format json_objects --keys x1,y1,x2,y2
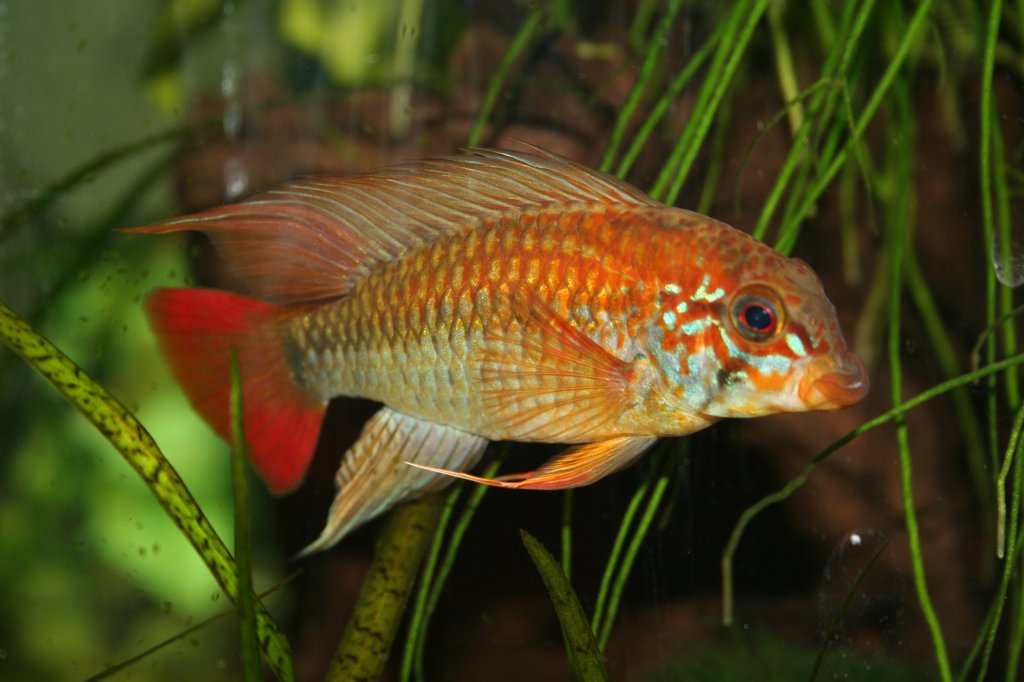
[
  {"x1": 717, "y1": 327, "x2": 792, "y2": 376},
  {"x1": 646, "y1": 323, "x2": 682, "y2": 384},
  {"x1": 681, "y1": 317, "x2": 714, "y2": 335},
  {"x1": 692, "y1": 274, "x2": 726, "y2": 303},
  {"x1": 785, "y1": 333, "x2": 808, "y2": 357},
  {"x1": 662, "y1": 310, "x2": 677, "y2": 330}
]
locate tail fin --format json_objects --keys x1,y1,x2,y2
[{"x1": 145, "y1": 288, "x2": 326, "y2": 494}]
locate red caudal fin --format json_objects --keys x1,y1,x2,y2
[{"x1": 145, "y1": 288, "x2": 326, "y2": 494}]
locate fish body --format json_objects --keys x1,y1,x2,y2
[{"x1": 133, "y1": 149, "x2": 866, "y2": 552}]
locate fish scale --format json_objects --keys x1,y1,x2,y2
[
  {"x1": 129, "y1": 148, "x2": 867, "y2": 551},
  {"x1": 287, "y1": 208, "x2": 646, "y2": 440}
]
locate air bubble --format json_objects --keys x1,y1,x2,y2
[
  {"x1": 817, "y1": 528, "x2": 905, "y2": 675},
  {"x1": 992, "y1": 233, "x2": 1024, "y2": 288}
]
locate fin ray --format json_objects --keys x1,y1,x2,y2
[
  {"x1": 145, "y1": 288, "x2": 326, "y2": 493},
  {"x1": 300, "y1": 408, "x2": 488, "y2": 554},
  {"x1": 409, "y1": 436, "x2": 657, "y2": 491},
  {"x1": 126, "y1": 149, "x2": 657, "y2": 305}
]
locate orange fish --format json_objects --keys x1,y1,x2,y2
[{"x1": 131, "y1": 149, "x2": 867, "y2": 553}]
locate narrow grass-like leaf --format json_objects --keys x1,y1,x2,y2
[
  {"x1": 651, "y1": 0, "x2": 772, "y2": 205},
  {"x1": 752, "y1": 0, "x2": 870, "y2": 241},
  {"x1": 599, "y1": 0, "x2": 682, "y2": 173},
  {"x1": 591, "y1": 457, "x2": 656, "y2": 638},
  {"x1": 561, "y1": 489, "x2": 574, "y2": 578},
  {"x1": 402, "y1": 452, "x2": 505, "y2": 682},
  {"x1": 697, "y1": 98, "x2": 732, "y2": 216},
  {"x1": 1006, "y1": 570, "x2": 1024, "y2": 680},
  {"x1": 627, "y1": 0, "x2": 660, "y2": 53},
  {"x1": 994, "y1": 343, "x2": 1024, "y2": 561},
  {"x1": 0, "y1": 298, "x2": 294, "y2": 681},
  {"x1": 721, "y1": 350, "x2": 1024, "y2": 626},
  {"x1": 465, "y1": 4, "x2": 547, "y2": 147},
  {"x1": 229, "y1": 355, "x2": 261, "y2": 682},
  {"x1": 773, "y1": 0, "x2": 936, "y2": 254},
  {"x1": 590, "y1": 441, "x2": 677, "y2": 650},
  {"x1": 732, "y1": 79, "x2": 830, "y2": 218},
  {"x1": 905, "y1": 252, "x2": 988, "y2": 507},
  {"x1": 84, "y1": 574, "x2": 300, "y2": 682},
  {"x1": 0, "y1": 126, "x2": 192, "y2": 239},
  {"x1": 597, "y1": 457, "x2": 671, "y2": 650},
  {"x1": 400, "y1": 483, "x2": 465, "y2": 682},
  {"x1": 992, "y1": 107, "x2": 1020, "y2": 408},
  {"x1": 24, "y1": 149, "x2": 181, "y2": 321},
  {"x1": 614, "y1": 19, "x2": 722, "y2": 180},
  {"x1": 327, "y1": 494, "x2": 444, "y2": 682},
  {"x1": 521, "y1": 530, "x2": 609, "y2": 682},
  {"x1": 886, "y1": 77, "x2": 952, "y2": 682},
  {"x1": 977, "y1": 1, "x2": 1004, "y2": 538},
  {"x1": 972, "y1": 402, "x2": 1024, "y2": 680},
  {"x1": 767, "y1": 1, "x2": 804, "y2": 134}
]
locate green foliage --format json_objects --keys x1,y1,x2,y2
[
  {"x1": 521, "y1": 529, "x2": 609, "y2": 682},
  {"x1": 0, "y1": 299, "x2": 294, "y2": 681},
  {"x1": 4, "y1": 0, "x2": 1024, "y2": 680},
  {"x1": 648, "y1": 628, "x2": 932, "y2": 682}
]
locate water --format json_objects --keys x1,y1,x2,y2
[{"x1": 992, "y1": 233, "x2": 1024, "y2": 288}]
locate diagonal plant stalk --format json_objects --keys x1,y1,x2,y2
[
  {"x1": 85, "y1": 574, "x2": 301, "y2": 681},
  {"x1": 596, "y1": 456, "x2": 671, "y2": 651},
  {"x1": 327, "y1": 493, "x2": 445, "y2": 682},
  {"x1": 0, "y1": 298, "x2": 294, "y2": 681},
  {"x1": 599, "y1": 0, "x2": 683, "y2": 173},
  {"x1": 465, "y1": 1, "x2": 553, "y2": 147},
  {"x1": 722, "y1": 351, "x2": 1024, "y2": 626},
  {"x1": 522, "y1": 530, "x2": 609, "y2": 681},
  {"x1": 752, "y1": 0, "x2": 870, "y2": 243},
  {"x1": 969, "y1": 402, "x2": 1024, "y2": 681},
  {"x1": 767, "y1": 0, "x2": 805, "y2": 135},
  {"x1": 401, "y1": 454, "x2": 505, "y2": 682},
  {"x1": 614, "y1": 17, "x2": 723, "y2": 180},
  {"x1": 772, "y1": 0, "x2": 936, "y2": 255},
  {"x1": 650, "y1": 0, "x2": 772, "y2": 205},
  {"x1": 885, "y1": 74, "x2": 952, "y2": 682},
  {"x1": 229, "y1": 356, "x2": 261, "y2": 682},
  {"x1": 561, "y1": 488, "x2": 575, "y2": 578}
]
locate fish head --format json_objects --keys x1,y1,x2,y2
[{"x1": 649, "y1": 223, "x2": 867, "y2": 422}]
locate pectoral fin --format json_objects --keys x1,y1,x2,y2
[
  {"x1": 299, "y1": 407, "x2": 488, "y2": 555},
  {"x1": 475, "y1": 286, "x2": 637, "y2": 441},
  {"x1": 409, "y1": 436, "x2": 657, "y2": 490}
]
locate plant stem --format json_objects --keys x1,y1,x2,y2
[
  {"x1": 722, "y1": 351, "x2": 1024, "y2": 626},
  {"x1": 0, "y1": 298, "x2": 295, "y2": 681},
  {"x1": 326, "y1": 493, "x2": 444, "y2": 682},
  {"x1": 229, "y1": 356, "x2": 261, "y2": 682}
]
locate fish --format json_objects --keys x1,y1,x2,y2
[{"x1": 129, "y1": 148, "x2": 867, "y2": 554}]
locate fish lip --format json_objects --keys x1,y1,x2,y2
[{"x1": 799, "y1": 352, "x2": 869, "y2": 410}]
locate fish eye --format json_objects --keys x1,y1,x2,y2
[{"x1": 731, "y1": 286, "x2": 785, "y2": 341}]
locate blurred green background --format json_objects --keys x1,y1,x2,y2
[{"x1": 2, "y1": 0, "x2": 1024, "y2": 680}]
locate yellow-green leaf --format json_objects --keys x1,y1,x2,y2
[{"x1": 0, "y1": 297, "x2": 294, "y2": 682}]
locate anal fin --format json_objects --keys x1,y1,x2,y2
[
  {"x1": 409, "y1": 436, "x2": 656, "y2": 490},
  {"x1": 299, "y1": 407, "x2": 488, "y2": 555}
]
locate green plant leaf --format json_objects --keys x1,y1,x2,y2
[
  {"x1": 0, "y1": 297, "x2": 294, "y2": 682},
  {"x1": 328, "y1": 493, "x2": 445, "y2": 682},
  {"x1": 229, "y1": 355, "x2": 261, "y2": 682},
  {"x1": 521, "y1": 529, "x2": 609, "y2": 682}
]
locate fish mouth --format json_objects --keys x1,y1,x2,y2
[{"x1": 798, "y1": 352, "x2": 868, "y2": 411}]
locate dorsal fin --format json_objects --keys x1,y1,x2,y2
[{"x1": 126, "y1": 148, "x2": 658, "y2": 305}]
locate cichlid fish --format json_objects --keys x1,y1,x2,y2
[{"x1": 130, "y1": 148, "x2": 867, "y2": 553}]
